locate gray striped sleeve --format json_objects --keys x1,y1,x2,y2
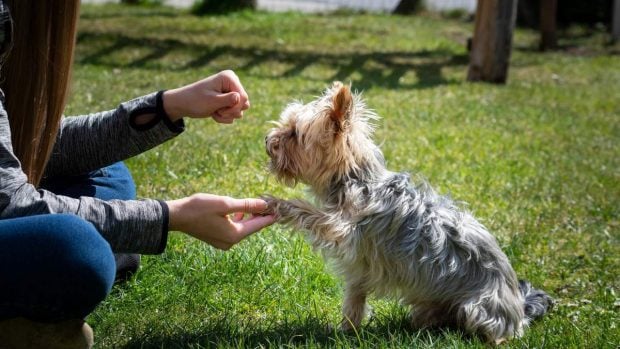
[
  {"x1": 44, "y1": 91, "x2": 184, "y2": 178},
  {"x1": 44, "y1": 91, "x2": 184, "y2": 177},
  {"x1": 4, "y1": 182, "x2": 167, "y2": 254}
]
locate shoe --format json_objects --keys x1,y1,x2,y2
[
  {"x1": 113, "y1": 253, "x2": 141, "y2": 284},
  {"x1": 0, "y1": 317, "x2": 93, "y2": 349}
]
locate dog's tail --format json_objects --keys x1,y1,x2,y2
[{"x1": 518, "y1": 280, "x2": 554, "y2": 325}]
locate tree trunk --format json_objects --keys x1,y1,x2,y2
[
  {"x1": 467, "y1": 0, "x2": 518, "y2": 84},
  {"x1": 613, "y1": 0, "x2": 620, "y2": 42},
  {"x1": 539, "y1": 0, "x2": 558, "y2": 50}
]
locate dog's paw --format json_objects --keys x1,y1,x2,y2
[
  {"x1": 260, "y1": 194, "x2": 283, "y2": 219},
  {"x1": 339, "y1": 318, "x2": 361, "y2": 333}
]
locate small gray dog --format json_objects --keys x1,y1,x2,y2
[{"x1": 265, "y1": 82, "x2": 553, "y2": 344}]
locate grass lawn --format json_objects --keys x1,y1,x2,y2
[{"x1": 70, "y1": 4, "x2": 619, "y2": 348}]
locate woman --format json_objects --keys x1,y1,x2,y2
[{"x1": 0, "y1": 1, "x2": 275, "y2": 348}]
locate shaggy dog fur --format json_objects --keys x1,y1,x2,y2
[{"x1": 264, "y1": 82, "x2": 553, "y2": 344}]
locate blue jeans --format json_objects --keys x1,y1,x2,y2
[{"x1": 0, "y1": 162, "x2": 136, "y2": 322}]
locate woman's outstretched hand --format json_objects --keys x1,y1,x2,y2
[
  {"x1": 166, "y1": 194, "x2": 275, "y2": 250},
  {"x1": 162, "y1": 70, "x2": 250, "y2": 124}
]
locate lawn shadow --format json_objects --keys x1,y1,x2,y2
[
  {"x1": 77, "y1": 31, "x2": 469, "y2": 91},
  {"x1": 118, "y1": 313, "x2": 477, "y2": 348},
  {"x1": 80, "y1": 7, "x2": 181, "y2": 20},
  {"x1": 513, "y1": 27, "x2": 620, "y2": 56}
]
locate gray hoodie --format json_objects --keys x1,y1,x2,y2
[{"x1": 0, "y1": 90, "x2": 183, "y2": 254}]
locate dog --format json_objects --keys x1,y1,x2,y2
[{"x1": 264, "y1": 82, "x2": 553, "y2": 344}]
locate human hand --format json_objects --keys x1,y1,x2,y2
[
  {"x1": 162, "y1": 70, "x2": 250, "y2": 124},
  {"x1": 166, "y1": 194, "x2": 275, "y2": 250}
]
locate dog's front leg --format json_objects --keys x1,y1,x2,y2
[
  {"x1": 264, "y1": 196, "x2": 348, "y2": 247},
  {"x1": 340, "y1": 278, "x2": 369, "y2": 332}
]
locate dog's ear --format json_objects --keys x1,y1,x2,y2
[
  {"x1": 330, "y1": 84, "x2": 352, "y2": 132},
  {"x1": 331, "y1": 81, "x2": 344, "y2": 90}
]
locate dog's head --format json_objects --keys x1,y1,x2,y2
[{"x1": 266, "y1": 82, "x2": 381, "y2": 192}]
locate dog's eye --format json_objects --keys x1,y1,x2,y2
[{"x1": 289, "y1": 129, "x2": 297, "y2": 138}]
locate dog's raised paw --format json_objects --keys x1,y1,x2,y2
[{"x1": 260, "y1": 195, "x2": 281, "y2": 218}]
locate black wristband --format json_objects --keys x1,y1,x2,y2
[
  {"x1": 156, "y1": 199, "x2": 170, "y2": 254},
  {"x1": 128, "y1": 91, "x2": 185, "y2": 133}
]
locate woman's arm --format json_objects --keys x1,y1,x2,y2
[
  {"x1": 0, "y1": 105, "x2": 167, "y2": 254},
  {"x1": 43, "y1": 91, "x2": 184, "y2": 178},
  {"x1": 1, "y1": 110, "x2": 273, "y2": 253},
  {"x1": 43, "y1": 70, "x2": 250, "y2": 178},
  {"x1": 1, "y1": 70, "x2": 271, "y2": 252}
]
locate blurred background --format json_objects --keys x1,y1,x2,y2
[
  {"x1": 82, "y1": 0, "x2": 620, "y2": 52},
  {"x1": 72, "y1": 1, "x2": 618, "y2": 348}
]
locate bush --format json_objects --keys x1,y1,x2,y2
[
  {"x1": 518, "y1": 0, "x2": 613, "y2": 28},
  {"x1": 393, "y1": 0, "x2": 422, "y2": 15},
  {"x1": 191, "y1": 0, "x2": 256, "y2": 15}
]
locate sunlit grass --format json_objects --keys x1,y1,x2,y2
[{"x1": 69, "y1": 4, "x2": 619, "y2": 348}]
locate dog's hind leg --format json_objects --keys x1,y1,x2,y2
[
  {"x1": 409, "y1": 302, "x2": 456, "y2": 330},
  {"x1": 457, "y1": 294, "x2": 524, "y2": 344}
]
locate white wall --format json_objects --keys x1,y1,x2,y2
[
  {"x1": 81, "y1": 0, "x2": 477, "y2": 13},
  {"x1": 424, "y1": 0, "x2": 476, "y2": 13}
]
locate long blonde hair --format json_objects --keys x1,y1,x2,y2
[{"x1": 0, "y1": 0, "x2": 80, "y2": 186}]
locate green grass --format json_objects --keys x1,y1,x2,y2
[{"x1": 70, "y1": 5, "x2": 619, "y2": 348}]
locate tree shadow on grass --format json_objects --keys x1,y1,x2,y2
[
  {"x1": 76, "y1": 31, "x2": 469, "y2": 91},
  {"x1": 513, "y1": 26, "x2": 620, "y2": 56},
  {"x1": 119, "y1": 314, "x2": 477, "y2": 348}
]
